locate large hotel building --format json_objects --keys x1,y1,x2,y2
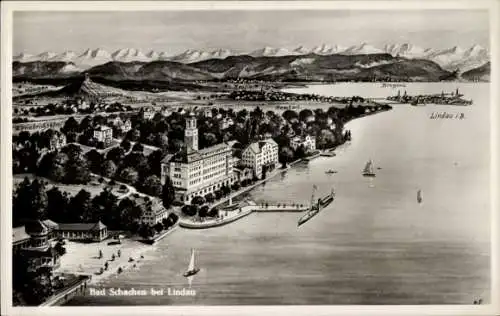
[{"x1": 161, "y1": 115, "x2": 236, "y2": 203}]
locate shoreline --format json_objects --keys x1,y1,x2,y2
[{"x1": 56, "y1": 102, "x2": 391, "y2": 295}]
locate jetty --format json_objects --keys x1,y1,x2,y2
[{"x1": 179, "y1": 200, "x2": 308, "y2": 229}]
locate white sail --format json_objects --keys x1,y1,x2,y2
[
  {"x1": 363, "y1": 159, "x2": 375, "y2": 175},
  {"x1": 188, "y1": 249, "x2": 195, "y2": 271}
]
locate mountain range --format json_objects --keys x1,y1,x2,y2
[{"x1": 14, "y1": 43, "x2": 489, "y2": 72}]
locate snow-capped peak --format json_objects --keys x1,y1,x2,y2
[
  {"x1": 73, "y1": 48, "x2": 113, "y2": 70},
  {"x1": 384, "y1": 43, "x2": 426, "y2": 58},
  {"x1": 210, "y1": 48, "x2": 233, "y2": 59},
  {"x1": 14, "y1": 52, "x2": 34, "y2": 62},
  {"x1": 146, "y1": 50, "x2": 159, "y2": 60},
  {"x1": 344, "y1": 43, "x2": 384, "y2": 55},
  {"x1": 250, "y1": 46, "x2": 292, "y2": 57},
  {"x1": 79, "y1": 48, "x2": 112, "y2": 59},
  {"x1": 50, "y1": 50, "x2": 77, "y2": 62},
  {"x1": 35, "y1": 51, "x2": 57, "y2": 61},
  {"x1": 463, "y1": 44, "x2": 488, "y2": 58},
  {"x1": 293, "y1": 46, "x2": 311, "y2": 55},
  {"x1": 112, "y1": 48, "x2": 149, "y2": 62},
  {"x1": 157, "y1": 52, "x2": 172, "y2": 60}
]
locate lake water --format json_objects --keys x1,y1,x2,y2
[{"x1": 67, "y1": 83, "x2": 491, "y2": 305}]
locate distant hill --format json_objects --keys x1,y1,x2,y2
[
  {"x1": 13, "y1": 61, "x2": 81, "y2": 78},
  {"x1": 13, "y1": 76, "x2": 126, "y2": 101},
  {"x1": 13, "y1": 53, "x2": 454, "y2": 83},
  {"x1": 461, "y1": 62, "x2": 490, "y2": 82}
]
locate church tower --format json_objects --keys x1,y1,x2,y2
[{"x1": 184, "y1": 115, "x2": 198, "y2": 151}]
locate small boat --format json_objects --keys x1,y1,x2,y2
[
  {"x1": 362, "y1": 159, "x2": 376, "y2": 177},
  {"x1": 325, "y1": 169, "x2": 338, "y2": 174},
  {"x1": 183, "y1": 249, "x2": 200, "y2": 278},
  {"x1": 417, "y1": 189, "x2": 423, "y2": 204}
]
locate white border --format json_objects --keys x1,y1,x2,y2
[{"x1": 1, "y1": 1, "x2": 499, "y2": 316}]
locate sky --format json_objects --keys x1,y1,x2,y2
[{"x1": 13, "y1": 10, "x2": 490, "y2": 55}]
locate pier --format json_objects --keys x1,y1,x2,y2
[{"x1": 178, "y1": 200, "x2": 309, "y2": 229}]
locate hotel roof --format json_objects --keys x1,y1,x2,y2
[
  {"x1": 244, "y1": 138, "x2": 278, "y2": 155},
  {"x1": 163, "y1": 142, "x2": 231, "y2": 164}
]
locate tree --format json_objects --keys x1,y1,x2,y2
[
  {"x1": 122, "y1": 152, "x2": 148, "y2": 170},
  {"x1": 162, "y1": 176, "x2": 176, "y2": 209},
  {"x1": 148, "y1": 150, "x2": 165, "y2": 177},
  {"x1": 62, "y1": 117, "x2": 79, "y2": 134},
  {"x1": 118, "y1": 167, "x2": 139, "y2": 184},
  {"x1": 167, "y1": 212, "x2": 178, "y2": 224},
  {"x1": 162, "y1": 217, "x2": 171, "y2": 230},
  {"x1": 204, "y1": 193, "x2": 215, "y2": 204},
  {"x1": 154, "y1": 222, "x2": 164, "y2": 233},
  {"x1": 221, "y1": 185, "x2": 231, "y2": 196},
  {"x1": 126, "y1": 129, "x2": 141, "y2": 142},
  {"x1": 41, "y1": 152, "x2": 67, "y2": 182},
  {"x1": 181, "y1": 204, "x2": 197, "y2": 216},
  {"x1": 92, "y1": 189, "x2": 119, "y2": 226},
  {"x1": 282, "y1": 110, "x2": 298, "y2": 122},
  {"x1": 24, "y1": 270, "x2": 54, "y2": 305},
  {"x1": 12, "y1": 178, "x2": 48, "y2": 224},
  {"x1": 129, "y1": 221, "x2": 141, "y2": 234},
  {"x1": 28, "y1": 179, "x2": 48, "y2": 220},
  {"x1": 316, "y1": 129, "x2": 336, "y2": 149},
  {"x1": 54, "y1": 241, "x2": 66, "y2": 256},
  {"x1": 279, "y1": 146, "x2": 294, "y2": 168},
  {"x1": 199, "y1": 205, "x2": 209, "y2": 217},
  {"x1": 294, "y1": 145, "x2": 307, "y2": 159},
  {"x1": 207, "y1": 207, "x2": 219, "y2": 218},
  {"x1": 102, "y1": 160, "x2": 117, "y2": 178},
  {"x1": 214, "y1": 189, "x2": 223, "y2": 200},
  {"x1": 117, "y1": 197, "x2": 143, "y2": 230},
  {"x1": 79, "y1": 116, "x2": 93, "y2": 132},
  {"x1": 154, "y1": 133, "x2": 169, "y2": 150},
  {"x1": 132, "y1": 142, "x2": 144, "y2": 153},
  {"x1": 85, "y1": 150, "x2": 104, "y2": 174},
  {"x1": 299, "y1": 109, "x2": 314, "y2": 122},
  {"x1": 138, "y1": 224, "x2": 154, "y2": 239},
  {"x1": 200, "y1": 132, "x2": 218, "y2": 149},
  {"x1": 64, "y1": 154, "x2": 91, "y2": 184},
  {"x1": 62, "y1": 144, "x2": 83, "y2": 160},
  {"x1": 142, "y1": 175, "x2": 162, "y2": 197},
  {"x1": 191, "y1": 195, "x2": 205, "y2": 206},
  {"x1": 120, "y1": 139, "x2": 131, "y2": 152},
  {"x1": 46, "y1": 187, "x2": 69, "y2": 223},
  {"x1": 106, "y1": 147, "x2": 126, "y2": 164},
  {"x1": 69, "y1": 189, "x2": 92, "y2": 222}
]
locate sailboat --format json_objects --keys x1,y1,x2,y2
[
  {"x1": 417, "y1": 190, "x2": 423, "y2": 204},
  {"x1": 362, "y1": 159, "x2": 376, "y2": 177},
  {"x1": 183, "y1": 249, "x2": 200, "y2": 278}
]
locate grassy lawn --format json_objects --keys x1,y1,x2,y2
[{"x1": 13, "y1": 173, "x2": 129, "y2": 198}]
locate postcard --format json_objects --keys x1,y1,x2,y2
[{"x1": 1, "y1": 1, "x2": 498, "y2": 315}]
